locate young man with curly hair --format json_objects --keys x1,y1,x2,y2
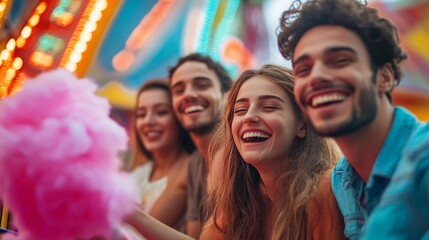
[{"x1": 277, "y1": 0, "x2": 428, "y2": 239}]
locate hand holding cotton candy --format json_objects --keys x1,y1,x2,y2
[{"x1": 0, "y1": 69, "x2": 137, "y2": 240}]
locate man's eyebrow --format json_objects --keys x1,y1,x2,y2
[
  {"x1": 292, "y1": 54, "x2": 309, "y2": 67},
  {"x1": 171, "y1": 76, "x2": 212, "y2": 89},
  {"x1": 325, "y1": 46, "x2": 357, "y2": 55},
  {"x1": 192, "y1": 76, "x2": 212, "y2": 82},
  {"x1": 292, "y1": 46, "x2": 357, "y2": 66},
  {"x1": 171, "y1": 81, "x2": 184, "y2": 89}
]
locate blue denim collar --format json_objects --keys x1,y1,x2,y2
[
  {"x1": 332, "y1": 107, "x2": 421, "y2": 239},
  {"x1": 370, "y1": 107, "x2": 421, "y2": 178},
  {"x1": 335, "y1": 107, "x2": 420, "y2": 194}
]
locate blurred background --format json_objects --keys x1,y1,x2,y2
[
  {"x1": 0, "y1": 0, "x2": 428, "y2": 230},
  {"x1": 0, "y1": 0, "x2": 428, "y2": 131}
]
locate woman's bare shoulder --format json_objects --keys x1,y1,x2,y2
[
  {"x1": 200, "y1": 216, "x2": 224, "y2": 240},
  {"x1": 307, "y1": 168, "x2": 345, "y2": 240},
  {"x1": 167, "y1": 152, "x2": 191, "y2": 187}
]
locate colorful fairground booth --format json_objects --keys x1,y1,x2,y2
[{"x1": 0, "y1": 0, "x2": 120, "y2": 233}]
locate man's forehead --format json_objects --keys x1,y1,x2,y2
[
  {"x1": 293, "y1": 26, "x2": 366, "y2": 60},
  {"x1": 171, "y1": 62, "x2": 218, "y2": 84},
  {"x1": 176, "y1": 61, "x2": 211, "y2": 74}
]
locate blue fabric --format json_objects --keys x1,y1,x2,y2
[
  {"x1": 362, "y1": 122, "x2": 429, "y2": 239},
  {"x1": 331, "y1": 107, "x2": 423, "y2": 239}
]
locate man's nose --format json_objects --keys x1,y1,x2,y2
[{"x1": 308, "y1": 61, "x2": 332, "y2": 87}]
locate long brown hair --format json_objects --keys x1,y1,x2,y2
[{"x1": 210, "y1": 64, "x2": 340, "y2": 239}]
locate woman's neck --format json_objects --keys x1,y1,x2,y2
[
  {"x1": 258, "y1": 169, "x2": 280, "y2": 201},
  {"x1": 256, "y1": 159, "x2": 287, "y2": 201},
  {"x1": 150, "y1": 146, "x2": 185, "y2": 180}
]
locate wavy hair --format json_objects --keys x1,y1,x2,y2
[
  {"x1": 209, "y1": 64, "x2": 340, "y2": 239},
  {"x1": 277, "y1": 0, "x2": 407, "y2": 101}
]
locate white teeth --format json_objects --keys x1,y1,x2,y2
[
  {"x1": 312, "y1": 93, "x2": 346, "y2": 107},
  {"x1": 184, "y1": 105, "x2": 204, "y2": 114},
  {"x1": 145, "y1": 131, "x2": 161, "y2": 138},
  {"x1": 243, "y1": 132, "x2": 270, "y2": 139}
]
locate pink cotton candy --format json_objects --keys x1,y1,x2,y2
[{"x1": 0, "y1": 69, "x2": 137, "y2": 240}]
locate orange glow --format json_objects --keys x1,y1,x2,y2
[
  {"x1": 112, "y1": 50, "x2": 134, "y2": 72},
  {"x1": 16, "y1": 37, "x2": 26, "y2": 48},
  {"x1": 0, "y1": 0, "x2": 48, "y2": 99},
  {"x1": 125, "y1": 1, "x2": 175, "y2": 51},
  {"x1": 75, "y1": 42, "x2": 87, "y2": 53},
  {"x1": 8, "y1": 81, "x2": 23, "y2": 95},
  {"x1": 89, "y1": 11, "x2": 102, "y2": 22},
  {"x1": 80, "y1": 32, "x2": 92, "y2": 42},
  {"x1": 222, "y1": 37, "x2": 254, "y2": 72},
  {"x1": 113, "y1": 0, "x2": 175, "y2": 71},
  {"x1": 0, "y1": 3, "x2": 5, "y2": 12},
  {"x1": 35, "y1": 2, "x2": 47, "y2": 14},
  {"x1": 5, "y1": 69, "x2": 16, "y2": 83},
  {"x1": 56, "y1": 12, "x2": 74, "y2": 27},
  {"x1": 60, "y1": 0, "x2": 107, "y2": 73},
  {"x1": 6, "y1": 39, "x2": 15, "y2": 51},
  {"x1": 84, "y1": 21, "x2": 97, "y2": 32},
  {"x1": 94, "y1": 1, "x2": 107, "y2": 11},
  {"x1": 30, "y1": 52, "x2": 54, "y2": 68},
  {"x1": 1, "y1": 49, "x2": 10, "y2": 61},
  {"x1": 21, "y1": 26, "x2": 32, "y2": 39},
  {"x1": 65, "y1": 62, "x2": 77, "y2": 72},
  {"x1": 12, "y1": 57, "x2": 23, "y2": 70},
  {"x1": 29, "y1": 14, "x2": 40, "y2": 27},
  {"x1": 70, "y1": 51, "x2": 82, "y2": 63},
  {"x1": 0, "y1": 1, "x2": 7, "y2": 28}
]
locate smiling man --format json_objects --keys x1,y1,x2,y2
[
  {"x1": 277, "y1": 0, "x2": 428, "y2": 239},
  {"x1": 168, "y1": 53, "x2": 232, "y2": 238}
]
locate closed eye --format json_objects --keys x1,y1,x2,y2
[
  {"x1": 136, "y1": 112, "x2": 146, "y2": 118},
  {"x1": 331, "y1": 57, "x2": 352, "y2": 67},
  {"x1": 156, "y1": 110, "x2": 169, "y2": 116},
  {"x1": 193, "y1": 78, "x2": 212, "y2": 90},
  {"x1": 195, "y1": 82, "x2": 210, "y2": 89},
  {"x1": 325, "y1": 48, "x2": 356, "y2": 68},
  {"x1": 262, "y1": 105, "x2": 279, "y2": 111},
  {"x1": 295, "y1": 66, "x2": 311, "y2": 77},
  {"x1": 234, "y1": 107, "x2": 248, "y2": 115},
  {"x1": 172, "y1": 88, "x2": 184, "y2": 96}
]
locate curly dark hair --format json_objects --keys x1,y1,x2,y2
[
  {"x1": 277, "y1": 0, "x2": 407, "y2": 92},
  {"x1": 168, "y1": 53, "x2": 232, "y2": 93}
]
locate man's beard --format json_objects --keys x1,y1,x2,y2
[
  {"x1": 186, "y1": 113, "x2": 221, "y2": 136},
  {"x1": 310, "y1": 77, "x2": 378, "y2": 137}
]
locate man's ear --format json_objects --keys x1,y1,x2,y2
[
  {"x1": 378, "y1": 63, "x2": 395, "y2": 92},
  {"x1": 296, "y1": 121, "x2": 307, "y2": 138}
]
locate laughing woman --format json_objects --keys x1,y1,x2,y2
[
  {"x1": 201, "y1": 64, "x2": 345, "y2": 240},
  {"x1": 126, "y1": 78, "x2": 195, "y2": 238}
]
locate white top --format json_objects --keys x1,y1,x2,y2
[
  {"x1": 121, "y1": 161, "x2": 185, "y2": 239},
  {"x1": 131, "y1": 161, "x2": 168, "y2": 212}
]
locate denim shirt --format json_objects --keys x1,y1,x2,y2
[
  {"x1": 362, "y1": 122, "x2": 429, "y2": 239},
  {"x1": 331, "y1": 107, "x2": 422, "y2": 240}
]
